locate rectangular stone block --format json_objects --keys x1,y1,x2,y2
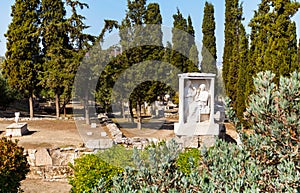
[
  {"x1": 5, "y1": 123, "x2": 29, "y2": 137},
  {"x1": 35, "y1": 148, "x2": 52, "y2": 166}
]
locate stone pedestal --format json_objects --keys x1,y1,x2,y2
[
  {"x1": 174, "y1": 73, "x2": 220, "y2": 147},
  {"x1": 5, "y1": 123, "x2": 29, "y2": 137}
]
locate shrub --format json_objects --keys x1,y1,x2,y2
[
  {"x1": 96, "y1": 145, "x2": 134, "y2": 169},
  {"x1": 68, "y1": 154, "x2": 122, "y2": 193},
  {"x1": 176, "y1": 148, "x2": 201, "y2": 174},
  {"x1": 243, "y1": 71, "x2": 300, "y2": 191},
  {"x1": 0, "y1": 137, "x2": 29, "y2": 193},
  {"x1": 92, "y1": 139, "x2": 208, "y2": 192}
]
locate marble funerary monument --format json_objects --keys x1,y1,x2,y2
[{"x1": 174, "y1": 73, "x2": 219, "y2": 137}]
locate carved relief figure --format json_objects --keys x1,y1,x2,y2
[
  {"x1": 195, "y1": 84, "x2": 210, "y2": 122},
  {"x1": 184, "y1": 80, "x2": 196, "y2": 122}
]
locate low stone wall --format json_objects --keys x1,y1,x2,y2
[
  {"x1": 24, "y1": 147, "x2": 91, "y2": 181},
  {"x1": 101, "y1": 115, "x2": 160, "y2": 150}
]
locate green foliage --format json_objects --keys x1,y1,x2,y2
[
  {"x1": 68, "y1": 154, "x2": 122, "y2": 193},
  {"x1": 226, "y1": 71, "x2": 300, "y2": 191},
  {"x1": 3, "y1": 0, "x2": 41, "y2": 117},
  {"x1": 96, "y1": 145, "x2": 134, "y2": 169},
  {"x1": 0, "y1": 74, "x2": 18, "y2": 110},
  {"x1": 0, "y1": 137, "x2": 30, "y2": 193},
  {"x1": 201, "y1": 2, "x2": 217, "y2": 74},
  {"x1": 92, "y1": 139, "x2": 198, "y2": 192},
  {"x1": 249, "y1": 0, "x2": 300, "y2": 87},
  {"x1": 222, "y1": 0, "x2": 249, "y2": 121},
  {"x1": 176, "y1": 148, "x2": 201, "y2": 174},
  {"x1": 172, "y1": 9, "x2": 199, "y2": 73}
]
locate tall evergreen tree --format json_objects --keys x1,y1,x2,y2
[
  {"x1": 201, "y1": 2, "x2": 217, "y2": 74},
  {"x1": 40, "y1": 0, "x2": 73, "y2": 118},
  {"x1": 172, "y1": 9, "x2": 199, "y2": 72},
  {"x1": 222, "y1": 0, "x2": 248, "y2": 117},
  {"x1": 249, "y1": 0, "x2": 300, "y2": 85},
  {"x1": 187, "y1": 15, "x2": 199, "y2": 70},
  {"x1": 222, "y1": 0, "x2": 236, "y2": 92},
  {"x1": 3, "y1": 0, "x2": 41, "y2": 118},
  {"x1": 236, "y1": 24, "x2": 249, "y2": 120}
]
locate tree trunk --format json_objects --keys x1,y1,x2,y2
[
  {"x1": 136, "y1": 100, "x2": 142, "y2": 130},
  {"x1": 121, "y1": 100, "x2": 125, "y2": 119},
  {"x1": 129, "y1": 100, "x2": 134, "y2": 123},
  {"x1": 29, "y1": 94, "x2": 34, "y2": 118},
  {"x1": 63, "y1": 105, "x2": 67, "y2": 118},
  {"x1": 55, "y1": 93, "x2": 60, "y2": 118},
  {"x1": 85, "y1": 89, "x2": 90, "y2": 125}
]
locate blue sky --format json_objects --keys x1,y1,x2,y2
[{"x1": 1, "y1": 0, "x2": 300, "y2": 63}]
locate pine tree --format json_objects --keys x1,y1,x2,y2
[
  {"x1": 3, "y1": 0, "x2": 41, "y2": 118},
  {"x1": 201, "y1": 2, "x2": 217, "y2": 74}
]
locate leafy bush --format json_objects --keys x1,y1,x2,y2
[
  {"x1": 0, "y1": 137, "x2": 29, "y2": 193},
  {"x1": 68, "y1": 154, "x2": 122, "y2": 193},
  {"x1": 96, "y1": 145, "x2": 134, "y2": 169},
  {"x1": 176, "y1": 148, "x2": 201, "y2": 174},
  {"x1": 243, "y1": 71, "x2": 300, "y2": 191},
  {"x1": 92, "y1": 140, "x2": 209, "y2": 192}
]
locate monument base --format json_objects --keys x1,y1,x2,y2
[
  {"x1": 5, "y1": 123, "x2": 29, "y2": 137},
  {"x1": 174, "y1": 122, "x2": 219, "y2": 136}
]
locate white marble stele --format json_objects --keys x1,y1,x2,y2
[
  {"x1": 5, "y1": 123, "x2": 29, "y2": 137},
  {"x1": 174, "y1": 73, "x2": 219, "y2": 136}
]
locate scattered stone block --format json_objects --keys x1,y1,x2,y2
[{"x1": 35, "y1": 148, "x2": 52, "y2": 166}]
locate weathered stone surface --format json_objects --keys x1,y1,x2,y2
[
  {"x1": 27, "y1": 149, "x2": 37, "y2": 167},
  {"x1": 51, "y1": 149, "x2": 77, "y2": 166},
  {"x1": 85, "y1": 139, "x2": 113, "y2": 149},
  {"x1": 5, "y1": 123, "x2": 29, "y2": 137},
  {"x1": 26, "y1": 166, "x2": 73, "y2": 181},
  {"x1": 35, "y1": 148, "x2": 52, "y2": 166}
]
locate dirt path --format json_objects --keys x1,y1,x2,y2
[{"x1": 20, "y1": 179, "x2": 71, "y2": 193}]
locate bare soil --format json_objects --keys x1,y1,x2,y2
[
  {"x1": 0, "y1": 119, "x2": 82, "y2": 149},
  {"x1": 20, "y1": 179, "x2": 72, "y2": 193}
]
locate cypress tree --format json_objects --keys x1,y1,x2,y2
[
  {"x1": 236, "y1": 24, "x2": 249, "y2": 120},
  {"x1": 222, "y1": 0, "x2": 248, "y2": 117},
  {"x1": 249, "y1": 0, "x2": 300, "y2": 85},
  {"x1": 298, "y1": 40, "x2": 300, "y2": 66},
  {"x1": 222, "y1": 0, "x2": 236, "y2": 93},
  {"x1": 40, "y1": 0, "x2": 73, "y2": 118},
  {"x1": 201, "y1": 2, "x2": 217, "y2": 74},
  {"x1": 187, "y1": 15, "x2": 200, "y2": 70},
  {"x1": 3, "y1": 0, "x2": 41, "y2": 118},
  {"x1": 172, "y1": 9, "x2": 199, "y2": 72},
  {"x1": 64, "y1": 0, "x2": 95, "y2": 118},
  {"x1": 265, "y1": 0, "x2": 300, "y2": 82}
]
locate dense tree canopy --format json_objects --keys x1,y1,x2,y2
[{"x1": 3, "y1": 0, "x2": 41, "y2": 118}]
